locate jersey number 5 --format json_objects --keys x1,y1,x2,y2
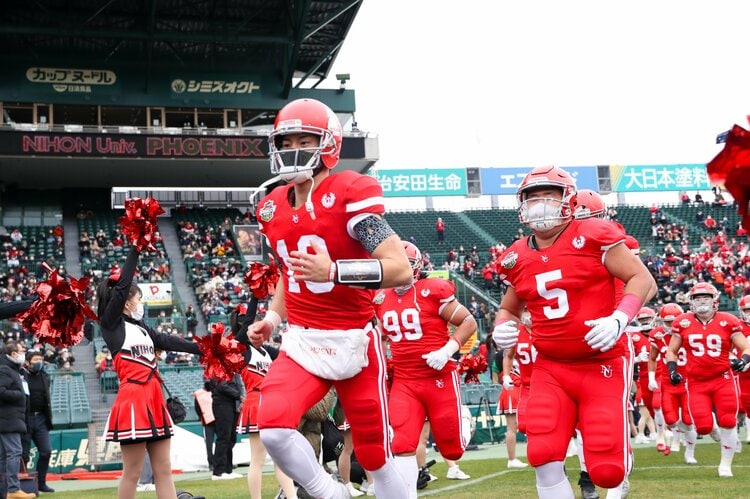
[{"x1": 536, "y1": 270, "x2": 569, "y2": 319}]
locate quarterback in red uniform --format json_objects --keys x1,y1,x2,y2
[
  {"x1": 647, "y1": 303, "x2": 697, "y2": 463},
  {"x1": 492, "y1": 167, "x2": 656, "y2": 497},
  {"x1": 246, "y1": 98, "x2": 412, "y2": 499},
  {"x1": 374, "y1": 241, "x2": 477, "y2": 498},
  {"x1": 667, "y1": 283, "x2": 750, "y2": 477}
]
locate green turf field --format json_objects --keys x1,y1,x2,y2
[{"x1": 47, "y1": 442, "x2": 750, "y2": 498}]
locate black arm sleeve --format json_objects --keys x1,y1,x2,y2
[
  {"x1": 100, "y1": 245, "x2": 139, "y2": 326},
  {"x1": 264, "y1": 345, "x2": 280, "y2": 361},
  {"x1": 146, "y1": 323, "x2": 202, "y2": 356},
  {"x1": 0, "y1": 296, "x2": 37, "y2": 320},
  {"x1": 234, "y1": 297, "x2": 259, "y2": 346}
]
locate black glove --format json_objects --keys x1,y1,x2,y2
[
  {"x1": 730, "y1": 354, "x2": 750, "y2": 373},
  {"x1": 667, "y1": 360, "x2": 683, "y2": 386}
]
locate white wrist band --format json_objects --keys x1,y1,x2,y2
[{"x1": 264, "y1": 310, "x2": 282, "y2": 330}]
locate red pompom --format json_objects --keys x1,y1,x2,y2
[
  {"x1": 707, "y1": 124, "x2": 750, "y2": 230},
  {"x1": 457, "y1": 353, "x2": 488, "y2": 384},
  {"x1": 243, "y1": 255, "x2": 281, "y2": 299},
  {"x1": 195, "y1": 322, "x2": 247, "y2": 382},
  {"x1": 18, "y1": 270, "x2": 97, "y2": 348},
  {"x1": 119, "y1": 197, "x2": 165, "y2": 252}
]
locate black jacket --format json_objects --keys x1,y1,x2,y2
[
  {"x1": 22, "y1": 367, "x2": 53, "y2": 429},
  {"x1": 209, "y1": 375, "x2": 242, "y2": 406},
  {"x1": 0, "y1": 355, "x2": 28, "y2": 434}
]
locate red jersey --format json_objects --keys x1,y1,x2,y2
[
  {"x1": 670, "y1": 311, "x2": 743, "y2": 381},
  {"x1": 498, "y1": 218, "x2": 626, "y2": 361},
  {"x1": 257, "y1": 171, "x2": 384, "y2": 329},
  {"x1": 374, "y1": 277, "x2": 457, "y2": 379},
  {"x1": 649, "y1": 326, "x2": 687, "y2": 381},
  {"x1": 514, "y1": 324, "x2": 536, "y2": 387},
  {"x1": 239, "y1": 345, "x2": 273, "y2": 392},
  {"x1": 630, "y1": 329, "x2": 651, "y2": 371},
  {"x1": 613, "y1": 222, "x2": 639, "y2": 302}
]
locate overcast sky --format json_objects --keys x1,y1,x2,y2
[{"x1": 323, "y1": 0, "x2": 750, "y2": 172}]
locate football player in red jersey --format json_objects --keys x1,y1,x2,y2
[
  {"x1": 492, "y1": 166, "x2": 656, "y2": 498},
  {"x1": 647, "y1": 303, "x2": 697, "y2": 463},
  {"x1": 246, "y1": 98, "x2": 412, "y2": 499},
  {"x1": 667, "y1": 283, "x2": 750, "y2": 477},
  {"x1": 631, "y1": 308, "x2": 658, "y2": 446},
  {"x1": 373, "y1": 241, "x2": 477, "y2": 498},
  {"x1": 736, "y1": 296, "x2": 750, "y2": 445}
]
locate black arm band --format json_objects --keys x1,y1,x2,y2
[
  {"x1": 666, "y1": 361, "x2": 678, "y2": 373},
  {"x1": 352, "y1": 215, "x2": 396, "y2": 254},
  {"x1": 742, "y1": 354, "x2": 750, "y2": 363},
  {"x1": 335, "y1": 259, "x2": 383, "y2": 289}
]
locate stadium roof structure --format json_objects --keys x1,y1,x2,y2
[{"x1": 0, "y1": 0, "x2": 362, "y2": 100}]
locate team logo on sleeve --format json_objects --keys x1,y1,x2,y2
[
  {"x1": 720, "y1": 321, "x2": 727, "y2": 327},
  {"x1": 632, "y1": 333, "x2": 640, "y2": 342},
  {"x1": 501, "y1": 251, "x2": 518, "y2": 269},
  {"x1": 679, "y1": 319, "x2": 691, "y2": 328},
  {"x1": 321, "y1": 192, "x2": 336, "y2": 208},
  {"x1": 373, "y1": 292, "x2": 385, "y2": 305},
  {"x1": 259, "y1": 200, "x2": 276, "y2": 222},
  {"x1": 572, "y1": 236, "x2": 586, "y2": 249},
  {"x1": 421, "y1": 289, "x2": 431, "y2": 297}
]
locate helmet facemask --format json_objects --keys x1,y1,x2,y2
[
  {"x1": 519, "y1": 195, "x2": 568, "y2": 231},
  {"x1": 689, "y1": 294, "x2": 715, "y2": 317},
  {"x1": 268, "y1": 126, "x2": 335, "y2": 184},
  {"x1": 740, "y1": 307, "x2": 750, "y2": 323}
]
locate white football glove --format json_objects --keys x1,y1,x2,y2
[
  {"x1": 492, "y1": 321, "x2": 520, "y2": 350},
  {"x1": 584, "y1": 310, "x2": 629, "y2": 352},
  {"x1": 502, "y1": 375, "x2": 515, "y2": 391},
  {"x1": 634, "y1": 351, "x2": 650, "y2": 363},
  {"x1": 647, "y1": 371, "x2": 659, "y2": 392},
  {"x1": 422, "y1": 339, "x2": 460, "y2": 371}
]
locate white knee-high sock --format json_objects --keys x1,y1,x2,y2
[
  {"x1": 260, "y1": 428, "x2": 342, "y2": 499},
  {"x1": 393, "y1": 455, "x2": 418, "y2": 499},
  {"x1": 745, "y1": 417, "x2": 750, "y2": 442},
  {"x1": 720, "y1": 427, "x2": 738, "y2": 467},
  {"x1": 679, "y1": 421, "x2": 697, "y2": 452},
  {"x1": 654, "y1": 409, "x2": 665, "y2": 435},
  {"x1": 370, "y1": 458, "x2": 408, "y2": 499},
  {"x1": 537, "y1": 479, "x2": 574, "y2": 499}
]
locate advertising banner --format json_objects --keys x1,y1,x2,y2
[
  {"x1": 138, "y1": 283, "x2": 173, "y2": 306},
  {"x1": 373, "y1": 169, "x2": 468, "y2": 197},
  {"x1": 479, "y1": 166, "x2": 599, "y2": 195},
  {"x1": 609, "y1": 164, "x2": 711, "y2": 192}
]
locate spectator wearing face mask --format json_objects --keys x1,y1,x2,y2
[
  {"x1": 0, "y1": 340, "x2": 36, "y2": 499},
  {"x1": 21, "y1": 350, "x2": 54, "y2": 493}
]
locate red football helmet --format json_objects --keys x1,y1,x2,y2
[
  {"x1": 268, "y1": 98, "x2": 343, "y2": 183},
  {"x1": 739, "y1": 295, "x2": 750, "y2": 323},
  {"x1": 403, "y1": 241, "x2": 423, "y2": 281},
  {"x1": 687, "y1": 282, "x2": 720, "y2": 315},
  {"x1": 636, "y1": 307, "x2": 656, "y2": 331},
  {"x1": 572, "y1": 189, "x2": 606, "y2": 220},
  {"x1": 517, "y1": 166, "x2": 577, "y2": 231},
  {"x1": 658, "y1": 303, "x2": 684, "y2": 327}
]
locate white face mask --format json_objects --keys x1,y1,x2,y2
[
  {"x1": 8, "y1": 353, "x2": 24, "y2": 366},
  {"x1": 524, "y1": 201, "x2": 562, "y2": 231},
  {"x1": 131, "y1": 302, "x2": 144, "y2": 321},
  {"x1": 159, "y1": 351, "x2": 167, "y2": 361}
]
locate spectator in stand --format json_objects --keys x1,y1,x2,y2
[
  {"x1": 436, "y1": 217, "x2": 445, "y2": 245},
  {"x1": 607, "y1": 206, "x2": 619, "y2": 222},
  {"x1": 738, "y1": 223, "x2": 748, "y2": 238},
  {"x1": 681, "y1": 191, "x2": 690, "y2": 205},
  {"x1": 705, "y1": 215, "x2": 717, "y2": 230},
  {"x1": 695, "y1": 192, "x2": 704, "y2": 204},
  {"x1": 99, "y1": 350, "x2": 115, "y2": 377},
  {"x1": 696, "y1": 210, "x2": 704, "y2": 222},
  {"x1": 483, "y1": 263, "x2": 495, "y2": 291}
]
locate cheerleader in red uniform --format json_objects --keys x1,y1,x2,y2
[
  {"x1": 232, "y1": 306, "x2": 297, "y2": 499},
  {"x1": 97, "y1": 246, "x2": 201, "y2": 499}
]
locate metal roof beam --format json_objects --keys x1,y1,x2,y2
[
  {"x1": 282, "y1": 0, "x2": 312, "y2": 98},
  {"x1": 303, "y1": 0, "x2": 360, "y2": 42},
  {"x1": 0, "y1": 25, "x2": 291, "y2": 45},
  {"x1": 294, "y1": 39, "x2": 343, "y2": 88}
]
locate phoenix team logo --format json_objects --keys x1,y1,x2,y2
[
  {"x1": 541, "y1": 255, "x2": 549, "y2": 263},
  {"x1": 600, "y1": 365, "x2": 613, "y2": 378},
  {"x1": 259, "y1": 200, "x2": 276, "y2": 222},
  {"x1": 501, "y1": 251, "x2": 518, "y2": 269},
  {"x1": 679, "y1": 319, "x2": 691, "y2": 328},
  {"x1": 321, "y1": 192, "x2": 336, "y2": 208},
  {"x1": 421, "y1": 289, "x2": 431, "y2": 297},
  {"x1": 572, "y1": 236, "x2": 586, "y2": 249},
  {"x1": 632, "y1": 334, "x2": 640, "y2": 342}
]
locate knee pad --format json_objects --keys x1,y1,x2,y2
[
  {"x1": 355, "y1": 442, "x2": 387, "y2": 471},
  {"x1": 390, "y1": 435, "x2": 417, "y2": 456},
  {"x1": 717, "y1": 413, "x2": 737, "y2": 430},
  {"x1": 587, "y1": 462, "x2": 625, "y2": 489}
]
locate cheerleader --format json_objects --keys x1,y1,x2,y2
[
  {"x1": 232, "y1": 307, "x2": 297, "y2": 499},
  {"x1": 97, "y1": 246, "x2": 201, "y2": 499}
]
